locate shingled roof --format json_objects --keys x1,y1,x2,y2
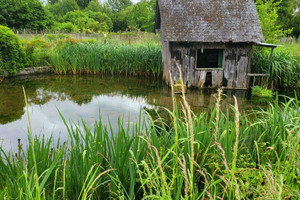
[{"x1": 157, "y1": 0, "x2": 264, "y2": 43}]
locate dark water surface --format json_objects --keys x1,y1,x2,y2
[{"x1": 0, "y1": 74, "x2": 285, "y2": 152}]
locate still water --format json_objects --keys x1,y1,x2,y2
[{"x1": 0, "y1": 75, "x2": 271, "y2": 152}]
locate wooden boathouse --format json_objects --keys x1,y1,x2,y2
[{"x1": 155, "y1": 0, "x2": 264, "y2": 89}]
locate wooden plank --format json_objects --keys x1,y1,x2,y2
[
  {"x1": 188, "y1": 54, "x2": 196, "y2": 87},
  {"x1": 212, "y1": 70, "x2": 223, "y2": 87},
  {"x1": 236, "y1": 56, "x2": 248, "y2": 88},
  {"x1": 247, "y1": 73, "x2": 270, "y2": 77},
  {"x1": 196, "y1": 71, "x2": 207, "y2": 88}
]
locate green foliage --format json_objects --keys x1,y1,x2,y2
[
  {"x1": 49, "y1": 41, "x2": 162, "y2": 76},
  {"x1": 0, "y1": 0, "x2": 50, "y2": 30},
  {"x1": 111, "y1": 0, "x2": 155, "y2": 32},
  {"x1": 75, "y1": 0, "x2": 92, "y2": 9},
  {"x1": 251, "y1": 47, "x2": 300, "y2": 88},
  {"x1": 85, "y1": 0, "x2": 103, "y2": 12},
  {"x1": 54, "y1": 22, "x2": 79, "y2": 33},
  {"x1": 251, "y1": 86, "x2": 273, "y2": 97},
  {"x1": 22, "y1": 38, "x2": 52, "y2": 67},
  {"x1": 0, "y1": 92, "x2": 299, "y2": 199},
  {"x1": 64, "y1": 10, "x2": 93, "y2": 31},
  {"x1": 274, "y1": 0, "x2": 294, "y2": 31},
  {"x1": 292, "y1": 11, "x2": 300, "y2": 38},
  {"x1": 108, "y1": 0, "x2": 132, "y2": 12},
  {"x1": 60, "y1": 10, "x2": 113, "y2": 33},
  {"x1": 0, "y1": 25, "x2": 27, "y2": 74},
  {"x1": 130, "y1": 0, "x2": 155, "y2": 32},
  {"x1": 48, "y1": 0, "x2": 58, "y2": 4},
  {"x1": 86, "y1": 11, "x2": 113, "y2": 31},
  {"x1": 255, "y1": 0, "x2": 292, "y2": 43},
  {"x1": 47, "y1": 0, "x2": 80, "y2": 18}
]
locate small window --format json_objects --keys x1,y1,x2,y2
[{"x1": 196, "y1": 49, "x2": 224, "y2": 69}]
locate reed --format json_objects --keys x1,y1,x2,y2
[
  {"x1": 49, "y1": 42, "x2": 162, "y2": 78},
  {"x1": 251, "y1": 47, "x2": 300, "y2": 88},
  {"x1": 0, "y1": 92, "x2": 299, "y2": 199}
]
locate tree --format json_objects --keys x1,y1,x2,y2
[
  {"x1": 108, "y1": 0, "x2": 132, "y2": 12},
  {"x1": 0, "y1": 0, "x2": 50, "y2": 30},
  {"x1": 292, "y1": 11, "x2": 300, "y2": 38},
  {"x1": 274, "y1": 0, "x2": 294, "y2": 31},
  {"x1": 75, "y1": 0, "x2": 92, "y2": 9},
  {"x1": 131, "y1": 0, "x2": 155, "y2": 32},
  {"x1": 48, "y1": 0, "x2": 58, "y2": 4},
  {"x1": 85, "y1": 11, "x2": 113, "y2": 31},
  {"x1": 85, "y1": 0, "x2": 103, "y2": 12},
  {"x1": 255, "y1": 0, "x2": 292, "y2": 43},
  {"x1": 47, "y1": 0, "x2": 79, "y2": 18},
  {"x1": 63, "y1": 10, "x2": 93, "y2": 31}
]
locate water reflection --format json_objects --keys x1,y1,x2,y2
[{"x1": 0, "y1": 75, "x2": 270, "y2": 151}]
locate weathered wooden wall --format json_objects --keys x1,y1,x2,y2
[
  {"x1": 162, "y1": 42, "x2": 252, "y2": 89},
  {"x1": 223, "y1": 43, "x2": 252, "y2": 89}
]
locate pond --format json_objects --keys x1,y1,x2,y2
[{"x1": 0, "y1": 74, "x2": 284, "y2": 152}]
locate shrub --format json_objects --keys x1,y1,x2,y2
[
  {"x1": 22, "y1": 38, "x2": 52, "y2": 67},
  {"x1": 0, "y1": 25, "x2": 27, "y2": 74},
  {"x1": 56, "y1": 22, "x2": 79, "y2": 33}
]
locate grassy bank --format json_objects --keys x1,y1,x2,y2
[{"x1": 0, "y1": 89, "x2": 299, "y2": 199}]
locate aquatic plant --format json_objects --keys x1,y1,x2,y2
[
  {"x1": 251, "y1": 47, "x2": 300, "y2": 89},
  {"x1": 49, "y1": 42, "x2": 162, "y2": 77},
  {"x1": 251, "y1": 85, "x2": 273, "y2": 98}
]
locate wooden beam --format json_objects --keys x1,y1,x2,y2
[{"x1": 247, "y1": 73, "x2": 270, "y2": 77}]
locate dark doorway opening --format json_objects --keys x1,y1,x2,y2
[{"x1": 204, "y1": 72, "x2": 212, "y2": 87}]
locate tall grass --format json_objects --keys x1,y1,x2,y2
[
  {"x1": 251, "y1": 47, "x2": 300, "y2": 88},
  {"x1": 49, "y1": 42, "x2": 162, "y2": 78},
  {"x1": 0, "y1": 88, "x2": 299, "y2": 199}
]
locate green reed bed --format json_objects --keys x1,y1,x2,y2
[
  {"x1": 251, "y1": 47, "x2": 300, "y2": 89},
  {"x1": 49, "y1": 42, "x2": 162, "y2": 77},
  {"x1": 0, "y1": 88, "x2": 299, "y2": 199}
]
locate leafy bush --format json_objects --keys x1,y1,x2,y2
[
  {"x1": 22, "y1": 38, "x2": 52, "y2": 67},
  {"x1": 54, "y1": 22, "x2": 79, "y2": 33},
  {"x1": 0, "y1": 25, "x2": 27, "y2": 74}
]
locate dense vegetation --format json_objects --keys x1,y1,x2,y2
[
  {"x1": 0, "y1": 0, "x2": 299, "y2": 38},
  {"x1": 0, "y1": 0, "x2": 156, "y2": 33},
  {"x1": 50, "y1": 40, "x2": 161, "y2": 76},
  {"x1": 251, "y1": 46, "x2": 300, "y2": 89},
  {"x1": 0, "y1": 88, "x2": 299, "y2": 199},
  {"x1": 0, "y1": 26, "x2": 299, "y2": 89},
  {"x1": 0, "y1": 25, "x2": 28, "y2": 74}
]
